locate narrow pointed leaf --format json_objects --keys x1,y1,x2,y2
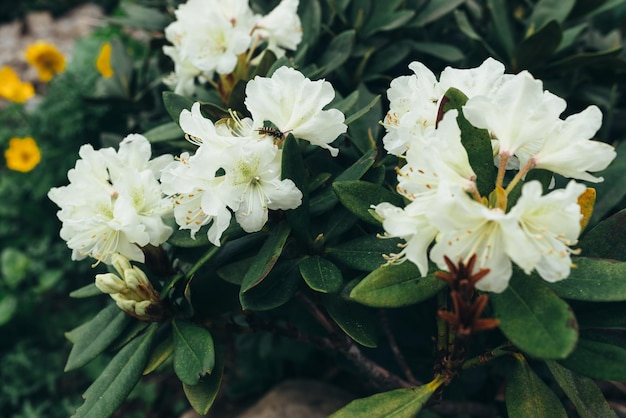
[
  {"x1": 546, "y1": 360, "x2": 617, "y2": 418},
  {"x1": 172, "y1": 320, "x2": 215, "y2": 386},
  {"x1": 143, "y1": 335, "x2": 173, "y2": 375},
  {"x1": 579, "y1": 209, "x2": 626, "y2": 261},
  {"x1": 300, "y1": 256, "x2": 343, "y2": 293},
  {"x1": 350, "y1": 262, "x2": 445, "y2": 308},
  {"x1": 239, "y1": 259, "x2": 301, "y2": 311},
  {"x1": 240, "y1": 222, "x2": 290, "y2": 294},
  {"x1": 323, "y1": 294, "x2": 377, "y2": 347},
  {"x1": 65, "y1": 304, "x2": 130, "y2": 372},
  {"x1": 162, "y1": 91, "x2": 194, "y2": 124},
  {"x1": 319, "y1": 30, "x2": 355, "y2": 75},
  {"x1": 559, "y1": 330, "x2": 626, "y2": 380},
  {"x1": 282, "y1": 135, "x2": 311, "y2": 245},
  {"x1": 326, "y1": 235, "x2": 401, "y2": 272},
  {"x1": 544, "y1": 257, "x2": 626, "y2": 301},
  {"x1": 329, "y1": 377, "x2": 444, "y2": 417},
  {"x1": 73, "y1": 325, "x2": 156, "y2": 418},
  {"x1": 490, "y1": 274, "x2": 578, "y2": 359},
  {"x1": 506, "y1": 355, "x2": 567, "y2": 418},
  {"x1": 515, "y1": 20, "x2": 562, "y2": 70},
  {"x1": 69, "y1": 283, "x2": 102, "y2": 298},
  {"x1": 143, "y1": 122, "x2": 184, "y2": 143},
  {"x1": 412, "y1": 0, "x2": 465, "y2": 27}
]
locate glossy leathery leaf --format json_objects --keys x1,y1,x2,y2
[
  {"x1": 300, "y1": 256, "x2": 343, "y2": 293},
  {"x1": 579, "y1": 209, "x2": 626, "y2": 261},
  {"x1": 559, "y1": 330, "x2": 626, "y2": 380},
  {"x1": 411, "y1": 0, "x2": 465, "y2": 27},
  {"x1": 588, "y1": 142, "x2": 626, "y2": 226},
  {"x1": 143, "y1": 122, "x2": 184, "y2": 143},
  {"x1": 323, "y1": 294, "x2": 377, "y2": 348},
  {"x1": 349, "y1": 262, "x2": 445, "y2": 308},
  {"x1": 506, "y1": 355, "x2": 567, "y2": 418},
  {"x1": 162, "y1": 91, "x2": 194, "y2": 125},
  {"x1": 544, "y1": 257, "x2": 626, "y2": 301},
  {"x1": 239, "y1": 259, "x2": 301, "y2": 311},
  {"x1": 514, "y1": 20, "x2": 562, "y2": 70},
  {"x1": 326, "y1": 235, "x2": 401, "y2": 272},
  {"x1": 527, "y1": 0, "x2": 575, "y2": 32},
  {"x1": 240, "y1": 222, "x2": 290, "y2": 294},
  {"x1": 490, "y1": 274, "x2": 578, "y2": 359},
  {"x1": 282, "y1": 135, "x2": 311, "y2": 245},
  {"x1": 172, "y1": 319, "x2": 215, "y2": 386},
  {"x1": 183, "y1": 341, "x2": 224, "y2": 415},
  {"x1": 143, "y1": 335, "x2": 173, "y2": 375},
  {"x1": 333, "y1": 180, "x2": 403, "y2": 225},
  {"x1": 319, "y1": 30, "x2": 355, "y2": 76},
  {"x1": 69, "y1": 283, "x2": 102, "y2": 298}
]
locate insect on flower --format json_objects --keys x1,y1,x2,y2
[{"x1": 256, "y1": 125, "x2": 291, "y2": 143}]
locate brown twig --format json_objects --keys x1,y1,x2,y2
[{"x1": 379, "y1": 309, "x2": 419, "y2": 385}]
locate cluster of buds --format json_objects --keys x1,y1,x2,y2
[{"x1": 95, "y1": 253, "x2": 165, "y2": 322}]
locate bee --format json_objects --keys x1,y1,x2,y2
[{"x1": 256, "y1": 126, "x2": 287, "y2": 140}]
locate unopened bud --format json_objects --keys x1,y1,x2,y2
[
  {"x1": 114, "y1": 298, "x2": 136, "y2": 313},
  {"x1": 95, "y1": 273, "x2": 127, "y2": 294},
  {"x1": 134, "y1": 300, "x2": 152, "y2": 317},
  {"x1": 110, "y1": 253, "x2": 132, "y2": 277}
]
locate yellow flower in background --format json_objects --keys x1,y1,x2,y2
[
  {"x1": 25, "y1": 41, "x2": 66, "y2": 82},
  {"x1": 96, "y1": 42, "x2": 114, "y2": 78},
  {"x1": 0, "y1": 66, "x2": 35, "y2": 103},
  {"x1": 4, "y1": 137, "x2": 41, "y2": 172}
]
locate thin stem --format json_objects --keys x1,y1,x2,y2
[
  {"x1": 495, "y1": 153, "x2": 509, "y2": 189},
  {"x1": 504, "y1": 159, "x2": 535, "y2": 194},
  {"x1": 462, "y1": 345, "x2": 515, "y2": 370},
  {"x1": 160, "y1": 244, "x2": 221, "y2": 300},
  {"x1": 380, "y1": 309, "x2": 419, "y2": 385},
  {"x1": 296, "y1": 291, "x2": 336, "y2": 334}
]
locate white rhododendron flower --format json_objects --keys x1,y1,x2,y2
[
  {"x1": 245, "y1": 66, "x2": 347, "y2": 156},
  {"x1": 382, "y1": 58, "x2": 506, "y2": 155},
  {"x1": 48, "y1": 135, "x2": 173, "y2": 264},
  {"x1": 375, "y1": 58, "x2": 617, "y2": 292},
  {"x1": 253, "y1": 0, "x2": 302, "y2": 57}
]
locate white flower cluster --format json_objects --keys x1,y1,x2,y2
[
  {"x1": 163, "y1": 0, "x2": 302, "y2": 95},
  {"x1": 161, "y1": 66, "x2": 347, "y2": 246},
  {"x1": 376, "y1": 58, "x2": 617, "y2": 293},
  {"x1": 48, "y1": 135, "x2": 174, "y2": 264}
]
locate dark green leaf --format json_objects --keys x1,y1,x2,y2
[
  {"x1": 320, "y1": 207, "x2": 359, "y2": 242},
  {"x1": 515, "y1": 20, "x2": 562, "y2": 70},
  {"x1": 319, "y1": 30, "x2": 355, "y2": 76},
  {"x1": 412, "y1": 0, "x2": 465, "y2": 27},
  {"x1": 333, "y1": 90, "x2": 360, "y2": 114},
  {"x1": 329, "y1": 378, "x2": 442, "y2": 417},
  {"x1": 240, "y1": 222, "x2": 290, "y2": 294},
  {"x1": 454, "y1": 10, "x2": 500, "y2": 58},
  {"x1": 410, "y1": 41, "x2": 464, "y2": 62},
  {"x1": 345, "y1": 84, "x2": 382, "y2": 153},
  {"x1": 199, "y1": 102, "x2": 230, "y2": 120},
  {"x1": 0, "y1": 247, "x2": 29, "y2": 288},
  {"x1": 144, "y1": 336, "x2": 173, "y2": 375},
  {"x1": 487, "y1": 0, "x2": 515, "y2": 59},
  {"x1": 546, "y1": 360, "x2": 617, "y2": 418},
  {"x1": 361, "y1": 5, "x2": 414, "y2": 38},
  {"x1": 326, "y1": 235, "x2": 399, "y2": 272},
  {"x1": 345, "y1": 94, "x2": 381, "y2": 126},
  {"x1": 143, "y1": 122, "x2": 184, "y2": 143},
  {"x1": 251, "y1": 49, "x2": 278, "y2": 78},
  {"x1": 506, "y1": 355, "x2": 567, "y2": 418},
  {"x1": 216, "y1": 257, "x2": 256, "y2": 286},
  {"x1": 300, "y1": 256, "x2": 343, "y2": 293},
  {"x1": 167, "y1": 225, "x2": 212, "y2": 248},
  {"x1": 226, "y1": 80, "x2": 247, "y2": 114},
  {"x1": 299, "y1": 0, "x2": 322, "y2": 48},
  {"x1": 556, "y1": 23, "x2": 588, "y2": 53},
  {"x1": 580, "y1": 209, "x2": 626, "y2": 260},
  {"x1": 162, "y1": 91, "x2": 195, "y2": 124},
  {"x1": 549, "y1": 46, "x2": 623, "y2": 71},
  {"x1": 442, "y1": 88, "x2": 496, "y2": 197},
  {"x1": 183, "y1": 342, "x2": 224, "y2": 415},
  {"x1": 282, "y1": 135, "x2": 311, "y2": 245},
  {"x1": 109, "y1": 3, "x2": 170, "y2": 30},
  {"x1": 588, "y1": 141, "x2": 626, "y2": 226},
  {"x1": 73, "y1": 325, "x2": 156, "y2": 418},
  {"x1": 65, "y1": 304, "x2": 131, "y2": 372},
  {"x1": 527, "y1": 0, "x2": 575, "y2": 32},
  {"x1": 239, "y1": 259, "x2": 301, "y2": 311},
  {"x1": 490, "y1": 274, "x2": 578, "y2": 359},
  {"x1": 323, "y1": 294, "x2": 377, "y2": 347},
  {"x1": 574, "y1": 301, "x2": 626, "y2": 329},
  {"x1": 69, "y1": 283, "x2": 102, "y2": 298},
  {"x1": 0, "y1": 293, "x2": 17, "y2": 326},
  {"x1": 544, "y1": 257, "x2": 626, "y2": 301},
  {"x1": 350, "y1": 262, "x2": 445, "y2": 308},
  {"x1": 333, "y1": 180, "x2": 403, "y2": 225},
  {"x1": 172, "y1": 320, "x2": 215, "y2": 386},
  {"x1": 559, "y1": 330, "x2": 626, "y2": 380}
]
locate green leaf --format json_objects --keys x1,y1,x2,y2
[
  {"x1": 0, "y1": 247, "x2": 30, "y2": 289},
  {"x1": 73, "y1": 325, "x2": 156, "y2": 418},
  {"x1": 345, "y1": 84, "x2": 382, "y2": 153},
  {"x1": 527, "y1": 0, "x2": 575, "y2": 32},
  {"x1": 321, "y1": 207, "x2": 359, "y2": 242},
  {"x1": 549, "y1": 46, "x2": 623, "y2": 72},
  {"x1": 183, "y1": 341, "x2": 224, "y2": 415},
  {"x1": 490, "y1": 274, "x2": 578, "y2": 359},
  {"x1": 588, "y1": 142, "x2": 626, "y2": 226},
  {"x1": 143, "y1": 336, "x2": 173, "y2": 375},
  {"x1": 0, "y1": 293, "x2": 17, "y2": 326},
  {"x1": 251, "y1": 49, "x2": 277, "y2": 78},
  {"x1": 172, "y1": 319, "x2": 215, "y2": 386},
  {"x1": 412, "y1": 0, "x2": 465, "y2": 27},
  {"x1": 454, "y1": 10, "x2": 500, "y2": 58},
  {"x1": 506, "y1": 355, "x2": 567, "y2": 418},
  {"x1": 65, "y1": 304, "x2": 131, "y2": 372},
  {"x1": 282, "y1": 135, "x2": 311, "y2": 245},
  {"x1": 240, "y1": 222, "x2": 291, "y2": 294},
  {"x1": 329, "y1": 377, "x2": 443, "y2": 417},
  {"x1": 345, "y1": 94, "x2": 381, "y2": 126},
  {"x1": 580, "y1": 209, "x2": 626, "y2": 261},
  {"x1": 333, "y1": 180, "x2": 403, "y2": 225},
  {"x1": 226, "y1": 80, "x2": 247, "y2": 113},
  {"x1": 441, "y1": 88, "x2": 496, "y2": 196},
  {"x1": 311, "y1": 149, "x2": 378, "y2": 215},
  {"x1": 574, "y1": 301, "x2": 626, "y2": 329},
  {"x1": 167, "y1": 226, "x2": 212, "y2": 248},
  {"x1": 300, "y1": 0, "x2": 322, "y2": 48},
  {"x1": 326, "y1": 235, "x2": 398, "y2": 272},
  {"x1": 300, "y1": 256, "x2": 343, "y2": 293},
  {"x1": 544, "y1": 257, "x2": 626, "y2": 301},
  {"x1": 350, "y1": 262, "x2": 445, "y2": 308},
  {"x1": 410, "y1": 41, "x2": 464, "y2": 62},
  {"x1": 69, "y1": 283, "x2": 102, "y2": 298},
  {"x1": 143, "y1": 122, "x2": 183, "y2": 143},
  {"x1": 556, "y1": 23, "x2": 588, "y2": 53},
  {"x1": 333, "y1": 90, "x2": 360, "y2": 114},
  {"x1": 239, "y1": 259, "x2": 301, "y2": 311},
  {"x1": 360, "y1": 3, "x2": 415, "y2": 38},
  {"x1": 216, "y1": 256, "x2": 255, "y2": 286},
  {"x1": 323, "y1": 294, "x2": 377, "y2": 347},
  {"x1": 515, "y1": 20, "x2": 562, "y2": 70},
  {"x1": 559, "y1": 330, "x2": 626, "y2": 380},
  {"x1": 487, "y1": 0, "x2": 515, "y2": 59},
  {"x1": 162, "y1": 91, "x2": 195, "y2": 124},
  {"x1": 319, "y1": 30, "x2": 355, "y2": 76},
  {"x1": 546, "y1": 360, "x2": 617, "y2": 418},
  {"x1": 109, "y1": 2, "x2": 170, "y2": 30}
]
